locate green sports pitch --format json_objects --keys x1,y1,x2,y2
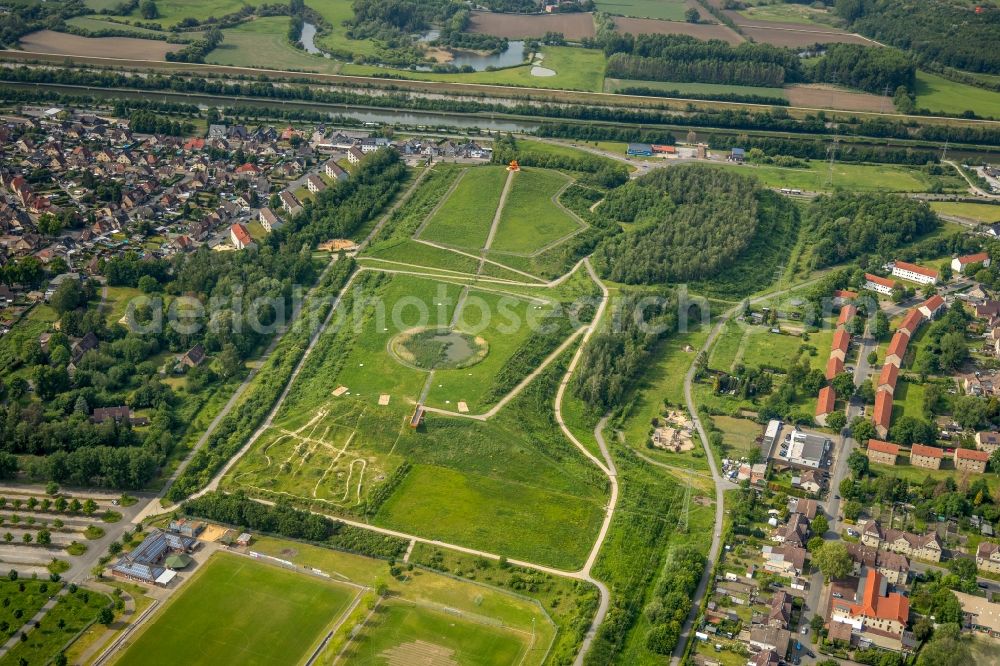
[{"x1": 113, "y1": 552, "x2": 357, "y2": 666}]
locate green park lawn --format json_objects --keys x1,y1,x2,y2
[
  {"x1": 113, "y1": 553, "x2": 356, "y2": 666},
  {"x1": 490, "y1": 169, "x2": 582, "y2": 255},
  {"x1": 915, "y1": 70, "x2": 1000, "y2": 120},
  {"x1": 930, "y1": 201, "x2": 1000, "y2": 224},
  {"x1": 208, "y1": 17, "x2": 343, "y2": 73},
  {"x1": 375, "y1": 463, "x2": 604, "y2": 569},
  {"x1": 594, "y1": 0, "x2": 690, "y2": 20},
  {"x1": 892, "y1": 379, "x2": 926, "y2": 421},
  {"x1": 418, "y1": 166, "x2": 509, "y2": 251},
  {"x1": 715, "y1": 415, "x2": 763, "y2": 455}
]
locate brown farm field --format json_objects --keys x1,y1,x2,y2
[
  {"x1": 18, "y1": 30, "x2": 179, "y2": 59},
  {"x1": 469, "y1": 11, "x2": 596, "y2": 40},
  {"x1": 613, "y1": 17, "x2": 743, "y2": 44},
  {"x1": 786, "y1": 84, "x2": 888, "y2": 112},
  {"x1": 740, "y1": 25, "x2": 875, "y2": 47}
]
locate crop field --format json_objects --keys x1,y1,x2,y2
[
  {"x1": 490, "y1": 169, "x2": 583, "y2": 255},
  {"x1": 605, "y1": 77, "x2": 787, "y2": 99},
  {"x1": 719, "y1": 161, "x2": 965, "y2": 193},
  {"x1": 785, "y1": 84, "x2": 888, "y2": 112},
  {"x1": 595, "y1": 0, "x2": 700, "y2": 21},
  {"x1": 18, "y1": 30, "x2": 180, "y2": 59},
  {"x1": 418, "y1": 166, "x2": 509, "y2": 251},
  {"x1": 740, "y1": 25, "x2": 875, "y2": 47},
  {"x1": 915, "y1": 70, "x2": 1000, "y2": 120},
  {"x1": 613, "y1": 16, "x2": 743, "y2": 44},
  {"x1": 341, "y1": 598, "x2": 533, "y2": 665},
  {"x1": 930, "y1": 201, "x2": 1000, "y2": 223},
  {"x1": 113, "y1": 553, "x2": 357, "y2": 666},
  {"x1": 207, "y1": 17, "x2": 343, "y2": 73},
  {"x1": 468, "y1": 10, "x2": 596, "y2": 40}
]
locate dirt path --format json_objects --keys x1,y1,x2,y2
[{"x1": 477, "y1": 168, "x2": 516, "y2": 273}]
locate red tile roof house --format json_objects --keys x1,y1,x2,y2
[
  {"x1": 951, "y1": 251, "x2": 991, "y2": 274},
  {"x1": 865, "y1": 273, "x2": 899, "y2": 296},
  {"x1": 954, "y1": 447, "x2": 990, "y2": 474},
  {"x1": 826, "y1": 356, "x2": 845, "y2": 381},
  {"x1": 837, "y1": 304, "x2": 858, "y2": 328},
  {"x1": 867, "y1": 439, "x2": 900, "y2": 466},
  {"x1": 918, "y1": 294, "x2": 946, "y2": 320},
  {"x1": 830, "y1": 329, "x2": 851, "y2": 362},
  {"x1": 829, "y1": 569, "x2": 910, "y2": 651},
  {"x1": 873, "y1": 389, "x2": 893, "y2": 439},
  {"x1": 816, "y1": 386, "x2": 836, "y2": 426},
  {"x1": 229, "y1": 223, "x2": 253, "y2": 250},
  {"x1": 833, "y1": 289, "x2": 859, "y2": 304},
  {"x1": 910, "y1": 444, "x2": 944, "y2": 470},
  {"x1": 891, "y1": 260, "x2": 939, "y2": 285},
  {"x1": 884, "y1": 332, "x2": 909, "y2": 368},
  {"x1": 897, "y1": 309, "x2": 925, "y2": 338},
  {"x1": 877, "y1": 362, "x2": 899, "y2": 395}
]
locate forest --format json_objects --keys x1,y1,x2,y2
[
  {"x1": 803, "y1": 192, "x2": 940, "y2": 268},
  {"x1": 835, "y1": 0, "x2": 1000, "y2": 74},
  {"x1": 593, "y1": 166, "x2": 762, "y2": 284},
  {"x1": 807, "y1": 43, "x2": 915, "y2": 94}
]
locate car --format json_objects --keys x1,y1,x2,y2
[
  {"x1": 801, "y1": 627, "x2": 809, "y2": 634},
  {"x1": 834, "y1": 494, "x2": 840, "y2": 500},
  {"x1": 979, "y1": 582, "x2": 989, "y2": 589},
  {"x1": 807, "y1": 650, "x2": 815, "y2": 658},
  {"x1": 832, "y1": 592, "x2": 844, "y2": 599},
  {"x1": 795, "y1": 641, "x2": 803, "y2": 650}
]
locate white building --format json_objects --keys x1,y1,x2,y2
[{"x1": 891, "y1": 260, "x2": 939, "y2": 285}]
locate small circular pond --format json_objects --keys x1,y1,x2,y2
[{"x1": 390, "y1": 328, "x2": 489, "y2": 370}]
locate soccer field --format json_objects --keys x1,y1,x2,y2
[{"x1": 113, "y1": 553, "x2": 357, "y2": 666}]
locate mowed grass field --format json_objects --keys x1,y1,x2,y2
[
  {"x1": 491, "y1": 169, "x2": 582, "y2": 255},
  {"x1": 207, "y1": 17, "x2": 342, "y2": 73},
  {"x1": 113, "y1": 553, "x2": 356, "y2": 666},
  {"x1": 719, "y1": 161, "x2": 963, "y2": 193},
  {"x1": 419, "y1": 166, "x2": 509, "y2": 251},
  {"x1": 604, "y1": 77, "x2": 787, "y2": 98},
  {"x1": 930, "y1": 201, "x2": 1000, "y2": 223},
  {"x1": 915, "y1": 70, "x2": 1000, "y2": 119},
  {"x1": 342, "y1": 598, "x2": 531, "y2": 665},
  {"x1": 595, "y1": 0, "x2": 694, "y2": 20}
]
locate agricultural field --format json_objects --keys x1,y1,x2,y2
[
  {"x1": 18, "y1": 30, "x2": 180, "y2": 59},
  {"x1": 605, "y1": 77, "x2": 788, "y2": 99},
  {"x1": 915, "y1": 70, "x2": 1000, "y2": 119},
  {"x1": 719, "y1": 161, "x2": 966, "y2": 193},
  {"x1": 612, "y1": 16, "x2": 743, "y2": 44},
  {"x1": 468, "y1": 10, "x2": 596, "y2": 40},
  {"x1": 595, "y1": 0, "x2": 700, "y2": 21},
  {"x1": 207, "y1": 17, "x2": 343, "y2": 73},
  {"x1": 734, "y1": 2, "x2": 841, "y2": 26},
  {"x1": 930, "y1": 201, "x2": 1000, "y2": 223},
  {"x1": 113, "y1": 553, "x2": 357, "y2": 666},
  {"x1": 785, "y1": 84, "x2": 889, "y2": 112},
  {"x1": 490, "y1": 169, "x2": 584, "y2": 255}
]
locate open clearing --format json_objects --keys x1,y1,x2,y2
[
  {"x1": 310, "y1": 0, "x2": 379, "y2": 57},
  {"x1": 341, "y1": 598, "x2": 532, "y2": 665},
  {"x1": 605, "y1": 77, "x2": 787, "y2": 99},
  {"x1": 207, "y1": 17, "x2": 343, "y2": 73},
  {"x1": 104, "y1": 0, "x2": 251, "y2": 28},
  {"x1": 740, "y1": 24, "x2": 875, "y2": 47},
  {"x1": 468, "y1": 10, "x2": 596, "y2": 40},
  {"x1": 18, "y1": 30, "x2": 180, "y2": 59},
  {"x1": 595, "y1": 0, "x2": 701, "y2": 21},
  {"x1": 785, "y1": 84, "x2": 889, "y2": 112},
  {"x1": 490, "y1": 169, "x2": 583, "y2": 255},
  {"x1": 930, "y1": 202, "x2": 1000, "y2": 223},
  {"x1": 113, "y1": 552, "x2": 356, "y2": 666},
  {"x1": 613, "y1": 16, "x2": 743, "y2": 44},
  {"x1": 718, "y1": 161, "x2": 965, "y2": 193},
  {"x1": 915, "y1": 70, "x2": 1000, "y2": 120},
  {"x1": 735, "y1": 3, "x2": 841, "y2": 27}
]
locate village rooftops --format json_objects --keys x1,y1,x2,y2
[
  {"x1": 954, "y1": 251, "x2": 990, "y2": 268},
  {"x1": 920, "y1": 294, "x2": 945, "y2": 316},
  {"x1": 816, "y1": 386, "x2": 836, "y2": 416},
  {"x1": 832, "y1": 328, "x2": 851, "y2": 354},
  {"x1": 910, "y1": 443, "x2": 944, "y2": 459},
  {"x1": 837, "y1": 304, "x2": 857, "y2": 327},
  {"x1": 826, "y1": 356, "x2": 845, "y2": 381},
  {"x1": 898, "y1": 309, "x2": 925, "y2": 336},
  {"x1": 886, "y1": 331, "x2": 909, "y2": 361}
]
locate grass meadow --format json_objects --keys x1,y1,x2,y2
[
  {"x1": 207, "y1": 17, "x2": 343, "y2": 73},
  {"x1": 418, "y1": 166, "x2": 509, "y2": 251},
  {"x1": 604, "y1": 77, "x2": 787, "y2": 98},
  {"x1": 915, "y1": 70, "x2": 1000, "y2": 119},
  {"x1": 594, "y1": 0, "x2": 692, "y2": 20},
  {"x1": 930, "y1": 201, "x2": 1000, "y2": 223},
  {"x1": 108, "y1": 0, "x2": 251, "y2": 27},
  {"x1": 490, "y1": 168, "x2": 582, "y2": 255},
  {"x1": 113, "y1": 553, "x2": 355, "y2": 666},
  {"x1": 719, "y1": 161, "x2": 965, "y2": 193}
]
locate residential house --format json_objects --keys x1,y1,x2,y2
[
  {"x1": 773, "y1": 512, "x2": 810, "y2": 548},
  {"x1": 845, "y1": 543, "x2": 910, "y2": 585},
  {"x1": 279, "y1": 190, "x2": 302, "y2": 216},
  {"x1": 873, "y1": 390, "x2": 893, "y2": 439},
  {"x1": 952, "y1": 252, "x2": 991, "y2": 274},
  {"x1": 860, "y1": 520, "x2": 942, "y2": 562},
  {"x1": 910, "y1": 444, "x2": 944, "y2": 470},
  {"x1": 831, "y1": 328, "x2": 851, "y2": 361},
  {"x1": 816, "y1": 386, "x2": 836, "y2": 426},
  {"x1": 71, "y1": 331, "x2": 99, "y2": 362},
  {"x1": 829, "y1": 569, "x2": 910, "y2": 651},
  {"x1": 305, "y1": 174, "x2": 327, "y2": 194},
  {"x1": 794, "y1": 469, "x2": 826, "y2": 494},
  {"x1": 346, "y1": 146, "x2": 364, "y2": 164},
  {"x1": 977, "y1": 542, "x2": 1000, "y2": 575},
  {"x1": 768, "y1": 590, "x2": 792, "y2": 629},
  {"x1": 885, "y1": 332, "x2": 909, "y2": 367},
  {"x1": 323, "y1": 159, "x2": 348, "y2": 181},
  {"x1": 826, "y1": 355, "x2": 845, "y2": 381},
  {"x1": 230, "y1": 223, "x2": 253, "y2": 250},
  {"x1": 259, "y1": 207, "x2": 283, "y2": 233},
  {"x1": 919, "y1": 294, "x2": 946, "y2": 320},
  {"x1": 955, "y1": 447, "x2": 989, "y2": 474},
  {"x1": 178, "y1": 344, "x2": 206, "y2": 369},
  {"x1": 788, "y1": 497, "x2": 819, "y2": 520},
  {"x1": 867, "y1": 439, "x2": 900, "y2": 466},
  {"x1": 762, "y1": 544, "x2": 807, "y2": 578},
  {"x1": 748, "y1": 626, "x2": 790, "y2": 656},
  {"x1": 892, "y1": 260, "x2": 939, "y2": 285},
  {"x1": 898, "y1": 309, "x2": 925, "y2": 337},
  {"x1": 878, "y1": 363, "x2": 899, "y2": 396},
  {"x1": 975, "y1": 431, "x2": 1000, "y2": 455},
  {"x1": 865, "y1": 273, "x2": 898, "y2": 296},
  {"x1": 837, "y1": 304, "x2": 858, "y2": 328},
  {"x1": 953, "y1": 590, "x2": 1000, "y2": 637},
  {"x1": 833, "y1": 289, "x2": 859, "y2": 304}
]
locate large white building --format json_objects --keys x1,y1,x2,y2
[
  {"x1": 891, "y1": 261, "x2": 939, "y2": 285},
  {"x1": 865, "y1": 273, "x2": 897, "y2": 296}
]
